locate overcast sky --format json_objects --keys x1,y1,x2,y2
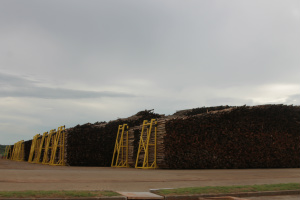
[{"x1": 1, "y1": 0, "x2": 300, "y2": 145}]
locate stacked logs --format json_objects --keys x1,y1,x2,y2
[
  {"x1": 24, "y1": 140, "x2": 32, "y2": 161},
  {"x1": 66, "y1": 110, "x2": 161, "y2": 166},
  {"x1": 128, "y1": 126, "x2": 140, "y2": 167},
  {"x1": 127, "y1": 118, "x2": 169, "y2": 168},
  {"x1": 173, "y1": 105, "x2": 231, "y2": 117},
  {"x1": 10, "y1": 104, "x2": 298, "y2": 169},
  {"x1": 66, "y1": 104, "x2": 299, "y2": 169},
  {"x1": 159, "y1": 105, "x2": 300, "y2": 169},
  {"x1": 65, "y1": 122, "x2": 106, "y2": 166}
]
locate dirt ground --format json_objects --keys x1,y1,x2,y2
[{"x1": 0, "y1": 159, "x2": 299, "y2": 192}]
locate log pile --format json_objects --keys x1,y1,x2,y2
[
  {"x1": 24, "y1": 140, "x2": 32, "y2": 161},
  {"x1": 127, "y1": 118, "x2": 169, "y2": 168},
  {"x1": 9, "y1": 104, "x2": 299, "y2": 169},
  {"x1": 127, "y1": 126, "x2": 140, "y2": 167},
  {"x1": 160, "y1": 105, "x2": 300, "y2": 169},
  {"x1": 66, "y1": 110, "x2": 162, "y2": 166},
  {"x1": 173, "y1": 105, "x2": 231, "y2": 117}
]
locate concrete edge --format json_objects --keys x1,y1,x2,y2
[
  {"x1": 0, "y1": 190, "x2": 299, "y2": 200},
  {"x1": 162, "y1": 190, "x2": 300, "y2": 200},
  {"x1": 0, "y1": 196, "x2": 126, "y2": 200}
]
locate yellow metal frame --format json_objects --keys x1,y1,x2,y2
[
  {"x1": 49, "y1": 126, "x2": 65, "y2": 166},
  {"x1": 6, "y1": 146, "x2": 12, "y2": 159},
  {"x1": 135, "y1": 119, "x2": 158, "y2": 169},
  {"x1": 42, "y1": 129, "x2": 56, "y2": 164},
  {"x1": 33, "y1": 135, "x2": 42, "y2": 162},
  {"x1": 20, "y1": 142, "x2": 25, "y2": 161},
  {"x1": 111, "y1": 124, "x2": 129, "y2": 168},
  {"x1": 10, "y1": 146, "x2": 15, "y2": 160},
  {"x1": 3, "y1": 145, "x2": 9, "y2": 159},
  {"x1": 11, "y1": 140, "x2": 24, "y2": 161},
  {"x1": 34, "y1": 132, "x2": 48, "y2": 163},
  {"x1": 28, "y1": 134, "x2": 40, "y2": 163}
]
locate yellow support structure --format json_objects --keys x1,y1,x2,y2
[
  {"x1": 49, "y1": 126, "x2": 65, "y2": 166},
  {"x1": 28, "y1": 134, "x2": 40, "y2": 163},
  {"x1": 33, "y1": 135, "x2": 42, "y2": 163},
  {"x1": 3, "y1": 145, "x2": 9, "y2": 159},
  {"x1": 6, "y1": 146, "x2": 12, "y2": 160},
  {"x1": 111, "y1": 124, "x2": 129, "y2": 168},
  {"x1": 10, "y1": 145, "x2": 15, "y2": 160},
  {"x1": 11, "y1": 142, "x2": 17, "y2": 160},
  {"x1": 42, "y1": 129, "x2": 56, "y2": 164},
  {"x1": 34, "y1": 132, "x2": 48, "y2": 163},
  {"x1": 19, "y1": 142, "x2": 25, "y2": 161},
  {"x1": 135, "y1": 119, "x2": 158, "y2": 169},
  {"x1": 11, "y1": 140, "x2": 24, "y2": 161}
]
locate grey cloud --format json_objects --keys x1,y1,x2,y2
[
  {"x1": 205, "y1": 97, "x2": 254, "y2": 107},
  {"x1": 1, "y1": 0, "x2": 300, "y2": 89},
  {"x1": 0, "y1": 73, "x2": 37, "y2": 87},
  {"x1": 286, "y1": 94, "x2": 300, "y2": 105},
  {"x1": 0, "y1": 87, "x2": 134, "y2": 99},
  {"x1": 0, "y1": 73, "x2": 134, "y2": 99}
]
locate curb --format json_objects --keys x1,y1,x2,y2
[
  {"x1": 0, "y1": 190, "x2": 299, "y2": 200},
  {"x1": 162, "y1": 190, "x2": 300, "y2": 200},
  {"x1": 0, "y1": 197, "x2": 126, "y2": 200}
]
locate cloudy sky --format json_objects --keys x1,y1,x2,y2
[{"x1": 1, "y1": 0, "x2": 300, "y2": 145}]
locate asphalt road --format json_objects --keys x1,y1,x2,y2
[{"x1": 0, "y1": 159, "x2": 299, "y2": 192}]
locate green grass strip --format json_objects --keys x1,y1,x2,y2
[
  {"x1": 154, "y1": 183, "x2": 300, "y2": 196},
  {"x1": 0, "y1": 190, "x2": 120, "y2": 198}
]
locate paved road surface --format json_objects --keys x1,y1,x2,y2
[
  {"x1": 0, "y1": 159, "x2": 299, "y2": 192},
  {"x1": 247, "y1": 195, "x2": 300, "y2": 200}
]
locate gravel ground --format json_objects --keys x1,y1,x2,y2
[{"x1": 0, "y1": 159, "x2": 299, "y2": 192}]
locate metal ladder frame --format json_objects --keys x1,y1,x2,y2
[
  {"x1": 3, "y1": 145, "x2": 9, "y2": 159},
  {"x1": 6, "y1": 145, "x2": 12, "y2": 159},
  {"x1": 135, "y1": 119, "x2": 158, "y2": 169},
  {"x1": 42, "y1": 129, "x2": 56, "y2": 164},
  {"x1": 49, "y1": 126, "x2": 65, "y2": 166},
  {"x1": 34, "y1": 132, "x2": 48, "y2": 163},
  {"x1": 28, "y1": 134, "x2": 40, "y2": 163},
  {"x1": 11, "y1": 140, "x2": 24, "y2": 161},
  {"x1": 111, "y1": 124, "x2": 129, "y2": 168}
]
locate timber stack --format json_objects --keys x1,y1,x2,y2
[
  {"x1": 65, "y1": 110, "x2": 162, "y2": 166},
  {"x1": 157, "y1": 104, "x2": 300, "y2": 169},
  {"x1": 6, "y1": 104, "x2": 300, "y2": 169}
]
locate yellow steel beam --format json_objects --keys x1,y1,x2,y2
[
  {"x1": 6, "y1": 145, "x2": 12, "y2": 159},
  {"x1": 33, "y1": 136, "x2": 41, "y2": 162},
  {"x1": 3, "y1": 146, "x2": 9, "y2": 159},
  {"x1": 11, "y1": 140, "x2": 24, "y2": 161},
  {"x1": 135, "y1": 119, "x2": 157, "y2": 169},
  {"x1": 34, "y1": 132, "x2": 48, "y2": 164},
  {"x1": 28, "y1": 134, "x2": 40, "y2": 163},
  {"x1": 111, "y1": 124, "x2": 129, "y2": 168},
  {"x1": 19, "y1": 141, "x2": 25, "y2": 161},
  {"x1": 49, "y1": 126, "x2": 65, "y2": 166},
  {"x1": 42, "y1": 129, "x2": 56, "y2": 164}
]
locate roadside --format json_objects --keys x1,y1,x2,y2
[{"x1": 0, "y1": 184, "x2": 299, "y2": 200}]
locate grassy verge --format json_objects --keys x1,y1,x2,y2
[
  {"x1": 153, "y1": 183, "x2": 300, "y2": 196},
  {"x1": 0, "y1": 190, "x2": 120, "y2": 198}
]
